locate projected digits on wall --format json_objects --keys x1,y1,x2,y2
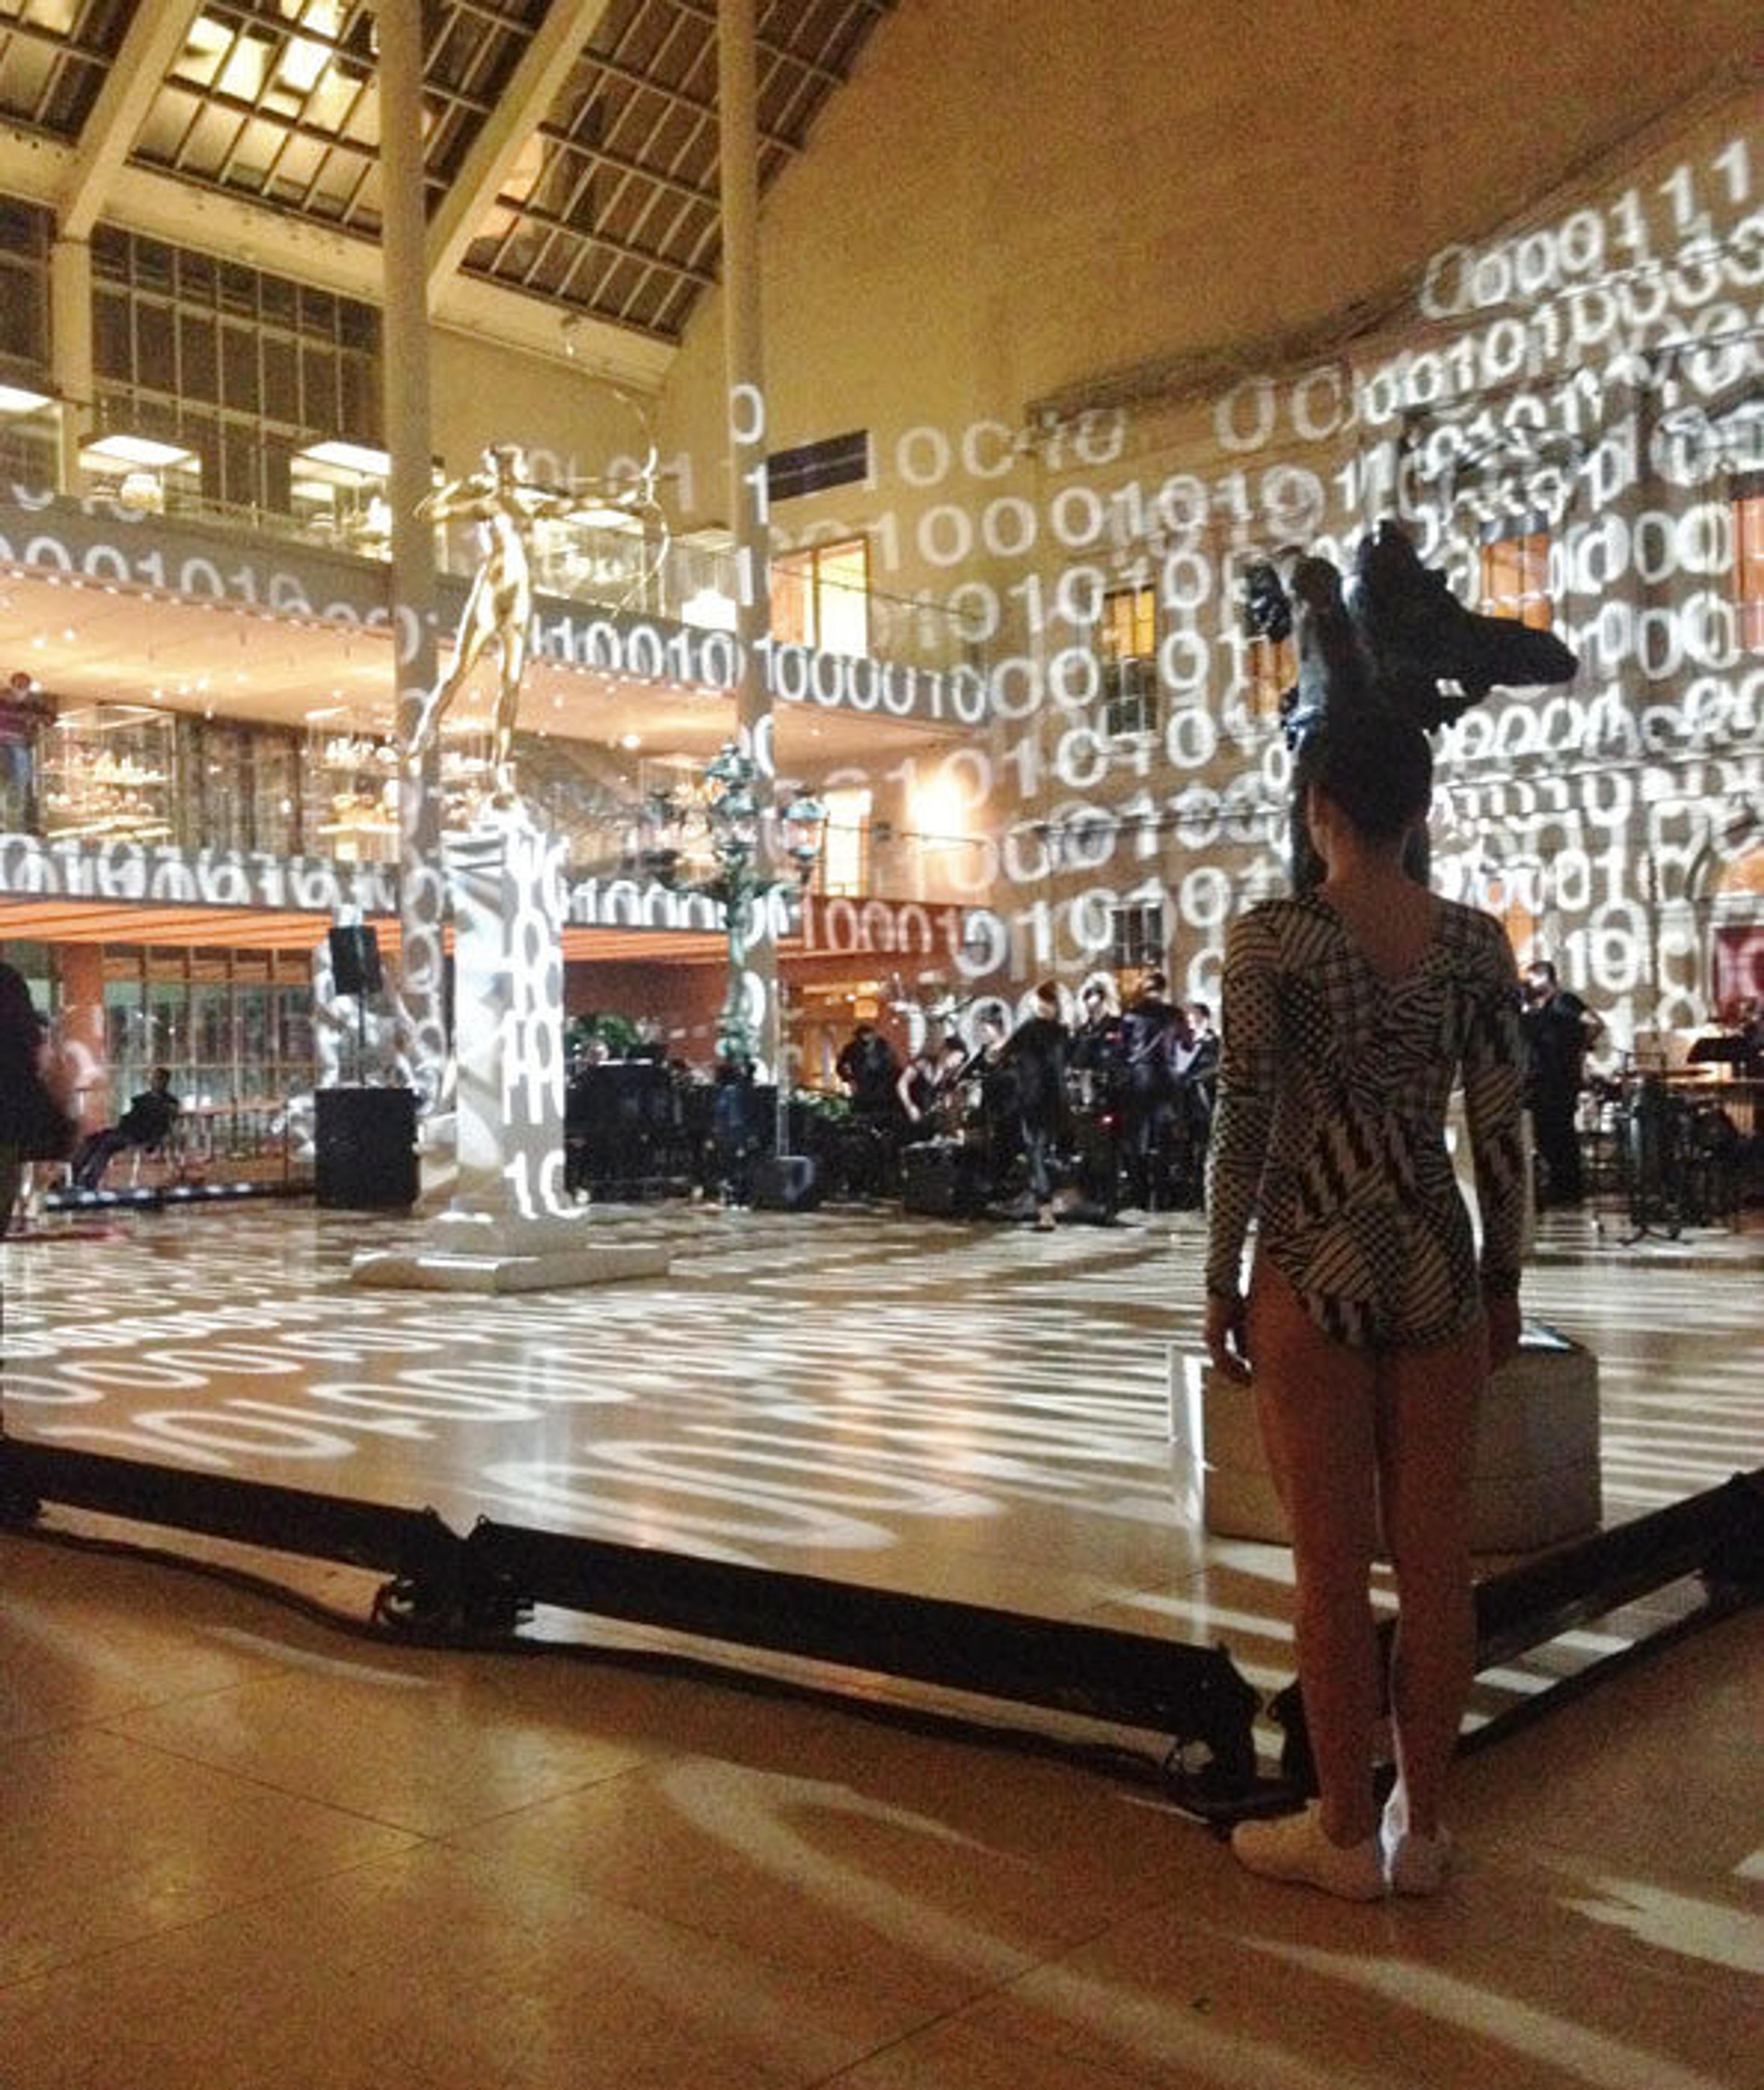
[
  {"x1": 0, "y1": 128, "x2": 1755, "y2": 1039},
  {"x1": 741, "y1": 124, "x2": 1758, "y2": 1030}
]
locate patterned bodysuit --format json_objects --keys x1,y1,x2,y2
[{"x1": 1204, "y1": 893, "x2": 1527, "y2": 1350}]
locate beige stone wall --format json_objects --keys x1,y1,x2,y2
[
  {"x1": 654, "y1": 0, "x2": 1753, "y2": 527},
  {"x1": 428, "y1": 328, "x2": 659, "y2": 492},
  {"x1": 637, "y1": 11, "x2": 1758, "y2": 1038}
]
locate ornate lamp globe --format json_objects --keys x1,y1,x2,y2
[{"x1": 780, "y1": 790, "x2": 828, "y2": 878}]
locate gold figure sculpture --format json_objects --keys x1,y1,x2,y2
[{"x1": 409, "y1": 446, "x2": 581, "y2": 806}]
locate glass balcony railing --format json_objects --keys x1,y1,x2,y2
[{"x1": 136, "y1": 486, "x2": 978, "y2": 680}]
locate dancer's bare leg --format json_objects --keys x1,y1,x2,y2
[
  {"x1": 1374, "y1": 1314, "x2": 1486, "y2": 1837},
  {"x1": 1247, "y1": 1261, "x2": 1381, "y2": 1846}
]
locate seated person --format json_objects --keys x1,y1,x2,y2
[{"x1": 72, "y1": 1066, "x2": 180, "y2": 1190}]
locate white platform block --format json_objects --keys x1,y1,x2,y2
[
  {"x1": 349, "y1": 1239, "x2": 672, "y2": 1294},
  {"x1": 351, "y1": 810, "x2": 673, "y2": 1294},
  {"x1": 1171, "y1": 1329, "x2": 1601, "y2": 1553}
]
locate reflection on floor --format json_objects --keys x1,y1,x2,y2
[
  {"x1": 1, "y1": 1201, "x2": 1758, "y2": 2084},
  {"x1": 3, "y1": 1201, "x2": 1760, "y2": 1704}
]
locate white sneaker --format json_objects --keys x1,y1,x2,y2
[
  {"x1": 1231, "y1": 1802, "x2": 1387, "y2": 1901},
  {"x1": 1380, "y1": 1789, "x2": 1452, "y2": 1895}
]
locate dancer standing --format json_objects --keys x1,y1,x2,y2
[{"x1": 1204, "y1": 712, "x2": 1527, "y2": 1898}]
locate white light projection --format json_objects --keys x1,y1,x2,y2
[
  {"x1": 8, "y1": 1205, "x2": 1759, "y2": 1593},
  {"x1": 392, "y1": 593, "x2": 451, "y2": 1101},
  {"x1": 735, "y1": 119, "x2": 1761, "y2": 1034},
  {"x1": 0, "y1": 827, "x2": 396, "y2": 915},
  {"x1": 440, "y1": 814, "x2": 575, "y2": 1226},
  {"x1": 2, "y1": 1208, "x2": 1222, "y2": 1567},
  {"x1": 351, "y1": 806, "x2": 673, "y2": 1291},
  {"x1": 0, "y1": 129, "x2": 1755, "y2": 1059}
]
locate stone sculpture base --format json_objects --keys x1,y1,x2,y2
[
  {"x1": 1170, "y1": 1328, "x2": 1601, "y2": 1553},
  {"x1": 349, "y1": 809, "x2": 672, "y2": 1294}
]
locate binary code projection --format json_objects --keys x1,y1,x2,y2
[
  {"x1": 726, "y1": 120, "x2": 1760, "y2": 1041},
  {"x1": 0, "y1": 119, "x2": 1755, "y2": 1051}
]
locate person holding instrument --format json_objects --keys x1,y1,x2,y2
[
  {"x1": 1003, "y1": 982, "x2": 1070, "y2": 1231},
  {"x1": 1520, "y1": 957, "x2": 1604, "y2": 1207},
  {"x1": 1119, "y1": 968, "x2": 1181, "y2": 1209},
  {"x1": 1204, "y1": 711, "x2": 1527, "y2": 1900}
]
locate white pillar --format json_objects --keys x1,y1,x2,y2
[
  {"x1": 377, "y1": 0, "x2": 447, "y2": 1097},
  {"x1": 718, "y1": 0, "x2": 779, "y2": 1075}
]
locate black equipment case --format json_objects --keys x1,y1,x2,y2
[{"x1": 900, "y1": 1138, "x2": 990, "y2": 1216}]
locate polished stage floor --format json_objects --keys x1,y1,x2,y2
[
  {"x1": 2, "y1": 1200, "x2": 1758, "y2": 2089},
  {"x1": 2, "y1": 1197, "x2": 1758, "y2": 1728}
]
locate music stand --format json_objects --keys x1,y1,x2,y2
[{"x1": 1686, "y1": 1036, "x2": 1747, "y2": 1070}]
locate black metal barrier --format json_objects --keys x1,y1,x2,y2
[
  {"x1": 2, "y1": 1436, "x2": 1756, "y2": 1822},
  {"x1": 0, "y1": 1438, "x2": 1260, "y2": 1812}
]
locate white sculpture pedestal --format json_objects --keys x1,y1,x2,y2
[
  {"x1": 1170, "y1": 1327, "x2": 1601, "y2": 1553},
  {"x1": 352, "y1": 813, "x2": 671, "y2": 1294}
]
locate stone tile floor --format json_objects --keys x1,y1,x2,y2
[{"x1": 0, "y1": 1199, "x2": 1758, "y2": 2086}]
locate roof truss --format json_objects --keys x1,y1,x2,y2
[{"x1": 0, "y1": 0, "x2": 896, "y2": 350}]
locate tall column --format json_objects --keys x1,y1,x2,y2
[
  {"x1": 377, "y1": 0, "x2": 447, "y2": 1096},
  {"x1": 49, "y1": 237, "x2": 93, "y2": 492},
  {"x1": 718, "y1": 0, "x2": 778, "y2": 1074}
]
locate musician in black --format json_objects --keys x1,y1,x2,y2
[
  {"x1": 1169, "y1": 999, "x2": 1220, "y2": 1208},
  {"x1": 895, "y1": 1043, "x2": 943, "y2": 1140},
  {"x1": 1119, "y1": 969, "x2": 1184, "y2": 1210},
  {"x1": 1520, "y1": 959, "x2": 1603, "y2": 1207},
  {"x1": 970, "y1": 1010, "x2": 1019, "y2": 1201},
  {"x1": 836, "y1": 1018, "x2": 903, "y2": 1193},
  {"x1": 1069, "y1": 976, "x2": 1126, "y2": 1218},
  {"x1": 1003, "y1": 983, "x2": 1071, "y2": 1231},
  {"x1": 925, "y1": 1034, "x2": 970, "y2": 1141},
  {"x1": 1071, "y1": 977, "x2": 1125, "y2": 1100},
  {"x1": 836, "y1": 1019, "x2": 899, "y2": 1113}
]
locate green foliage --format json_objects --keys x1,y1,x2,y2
[
  {"x1": 567, "y1": 1011, "x2": 641, "y2": 1058},
  {"x1": 790, "y1": 1087, "x2": 851, "y2": 1122}
]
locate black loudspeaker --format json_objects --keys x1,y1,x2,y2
[
  {"x1": 328, "y1": 923, "x2": 383, "y2": 996},
  {"x1": 751, "y1": 1152, "x2": 822, "y2": 1211},
  {"x1": 901, "y1": 1138, "x2": 989, "y2": 1216},
  {"x1": 314, "y1": 1085, "x2": 418, "y2": 1209}
]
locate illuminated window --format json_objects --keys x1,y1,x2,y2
[
  {"x1": 1101, "y1": 585, "x2": 1158, "y2": 735},
  {"x1": 90, "y1": 224, "x2": 380, "y2": 514},
  {"x1": 771, "y1": 537, "x2": 869, "y2": 656},
  {"x1": 1734, "y1": 478, "x2": 1764, "y2": 654},
  {"x1": 1246, "y1": 633, "x2": 1297, "y2": 717},
  {"x1": 817, "y1": 785, "x2": 872, "y2": 897},
  {"x1": 1110, "y1": 899, "x2": 1165, "y2": 974},
  {"x1": 1479, "y1": 525, "x2": 1553, "y2": 629}
]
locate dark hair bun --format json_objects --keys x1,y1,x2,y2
[{"x1": 1297, "y1": 708, "x2": 1432, "y2": 840}]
